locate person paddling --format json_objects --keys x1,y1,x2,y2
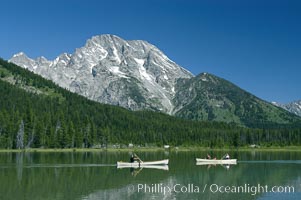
[
  {"x1": 130, "y1": 153, "x2": 143, "y2": 163},
  {"x1": 130, "y1": 154, "x2": 138, "y2": 163}
]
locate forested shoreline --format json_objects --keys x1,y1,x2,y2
[{"x1": 0, "y1": 58, "x2": 301, "y2": 149}]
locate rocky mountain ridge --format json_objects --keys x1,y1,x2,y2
[
  {"x1": 272, "y1": 100, "x2": 301, "y2": 117},
  {"x1": 10, "y1": 34, "x2": 193, "y2": 113},
  {"x1": 9, "y1": 34, "x2": 301, "y2": 127}
]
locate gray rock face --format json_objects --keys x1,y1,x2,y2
[
  {"x1": 9, "y1": 34, "x2": 193, "y2": 113},
  {"x1": 272, "y1": 100, "x2": 301, "y2": 117}
]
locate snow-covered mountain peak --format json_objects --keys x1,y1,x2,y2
[
  {"x1": 9, "y1": 34, "x2": 194, "y2": 113},
  {"x1": 272, "y1": 100, "x2": 301, "y2": 117},
  {"x1": 12, "y1": 52, "x2": 26, "y2": 58},
  {"x1": 10, "y1": 52, "x2": 37, "y2": 70}
]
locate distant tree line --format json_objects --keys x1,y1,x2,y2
[{"x1": 0, "y1": 58, "x2": 300, "y2": 149}]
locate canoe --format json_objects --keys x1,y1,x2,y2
[
  {"x1": 196, "y1": 158, "x2": 237, "y2": 164},
  {"x1": 117, "y1": 165, "x2": 169, "y2": 170},
  {"x1": 117, "y1": 159, "x2": 169, "y2": 167},
  {"x1": 196, "y1": 162, "x2": 237, "y2": 166}
]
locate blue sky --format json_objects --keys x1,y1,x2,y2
[{"x1": 1, "y1": 0, "x2": 300, "y2": 103}]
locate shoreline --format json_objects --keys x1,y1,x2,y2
[{"x1": 0, "y1": 146, "x2": 301, "y2": 153}]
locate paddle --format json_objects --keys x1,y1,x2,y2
[
  {"x1": 133, "y1": 167, "x2": 143, "y2": 177},
  {"x1": 134, "y1": 153, "x2": 143, "y2": 163}
]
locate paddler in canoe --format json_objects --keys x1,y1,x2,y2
[
  {"x1": 206, "y1": 153, "x2": 216, "y2": 160},
  {"x1": 130, "y1": 153, "x2": 143, "y2": 163}
]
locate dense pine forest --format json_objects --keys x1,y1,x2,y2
[{"x1": 0, "y1": 58, "x2": 301, "y2": 149}]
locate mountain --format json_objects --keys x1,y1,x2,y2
[
  {"x1": 272, "y1": 100, "x2": 301, "y2": 117},
  {"x1": 173, "y1": 73, "x2": 301, "y2": 128},
  {"x1": 9, "y1": 34, "x2": 301, "y2": 127},
  {"x1": 5, "y1": 58, "x2": 299, "y2": 149},
  {"x1": 1, "y1": 56, "x2": 301, "y2": 150},
  {"x1": 10, "y1": 34, "x2": 192, "y2": 113}
]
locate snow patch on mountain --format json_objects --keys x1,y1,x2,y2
[
  {"x1": 272, "y1": 100, "x2": 301, "y2": 117},
  {"x1": 9, "y1": 34, "x2": 193, "y2": 113}
]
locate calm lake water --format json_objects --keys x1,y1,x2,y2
[{"x1": 0, "y1": 150, "x2": 300, "y2": 200}]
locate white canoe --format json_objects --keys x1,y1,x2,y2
[
  {"x1": 196, "y1": 158, "x2": 237, "y2": 164},
  {"x1": 117, "y1": 165, "x2": 169, "y2": 170},
  {"x1": 117, "y1": 159, "x2": 169, "y2": 167}
]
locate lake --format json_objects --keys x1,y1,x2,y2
[{"x1": 0, "y1": 150, "x2": 300, "y2": 200}]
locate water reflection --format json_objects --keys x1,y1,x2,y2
[
  {"x1": 16, "y1": 152, "x2": 23, "y2": 183},
  {"x1": 196, "y1": 163, "x2": 235, "y2": 170},
  {"x1": 117, "y1": 165, "x2": 169, "y2": 177},
  {"x1": 130, "y1": 167, "x2": 143, "y2": 177},
  {"x1": 0, "y1": 151, "x2": 300, "y2": 200}
]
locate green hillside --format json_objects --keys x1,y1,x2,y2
[
  {"x1": 0, "y1": 59, "x2": 300, "y2": 149},
  {"x1": 173, "y1": 73, "x2": 301, "y2": 128}
]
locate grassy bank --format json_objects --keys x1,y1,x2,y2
[{"x1": 0, "y1": 146, "x2": 300, "y2": 153}]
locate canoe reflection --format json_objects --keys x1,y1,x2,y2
[
  {"x1": 196, "y1": 162, "x2": 236, "y2": 170},
  {"x1": 117, "y1": 165, "x2": 169, "y2": 176}
]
